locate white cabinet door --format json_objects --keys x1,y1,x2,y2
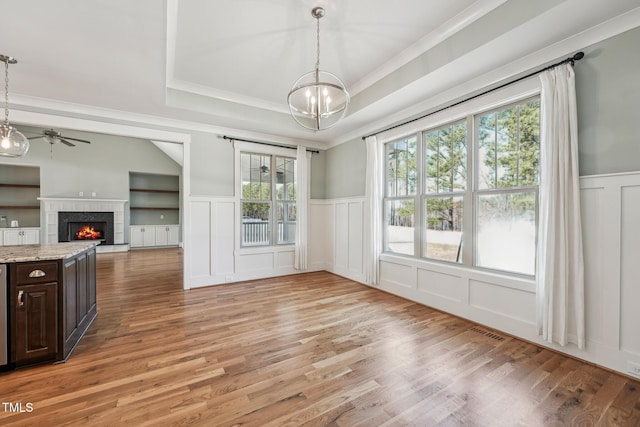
[
  {"x1": 2, "y1": 228, "x2": 39, "y2": 245},
  {"x1": 166, "y1": 226, "x2": 180, "y2": 246},
  {"x1": 142, "y1": 227, "x2": 156, "y2": 247},
  {"x1": 22, "y1": 229, "x2": 40, "y2": 245},
  {"x1": 155, "y1": 226, "x2": 168, "y2": 246},
  {"x1": 130, "y1": 226, "x2": 145, "y2": 248},
  {"x1": 3, "y1": 229, "x2": 21, "y2": 245}
]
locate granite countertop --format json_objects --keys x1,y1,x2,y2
[{"x1": 0, "y1": 241, "x2": 99, "y2": 263}]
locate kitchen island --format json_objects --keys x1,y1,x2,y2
[{"x1": 2, "y1": 242, "x2": 98, "y2": 368}]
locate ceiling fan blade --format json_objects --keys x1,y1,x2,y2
[
  {"x1": 59, "y1": 138, "x2": 76, "y2": 147},
  {"x1": 60, "y1": 136, "x2": 91, "y2": 144},
  {"x1": 27, "y1": 136, "x2": 45, "y2": 140}
]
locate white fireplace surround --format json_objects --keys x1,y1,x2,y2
[{"x1": 39, "y1": 197, "x2": 128, "y2": 250}]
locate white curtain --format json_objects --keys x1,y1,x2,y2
[
  {"x1": 537, "y1": 63, "x2": 585, "y2": 349},
  {"x1": 294, "y1": 146, "x2": 310, "y2": 270},
  {"x1": 364, "y1": 135, "x2": 383, "y2": 285}
]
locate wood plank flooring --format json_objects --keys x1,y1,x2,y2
[{"x1": 1, "y1": 248, "x2": 639, "y2": 426}]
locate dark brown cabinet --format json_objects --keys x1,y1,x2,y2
[
  {"x1": 8, "y1": 246, "x2": 97, "y2": 367},
  {"x1": 12, "y1": 281, "x2": 58, "y2": 366},
  {"x1": 62, "y1": 249, "x2": 97, "y2": 358},
  {"x1": 10, "y1": 260, "x2": 59, "y2": 366}
]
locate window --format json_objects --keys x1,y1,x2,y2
[
  {"x1": 475, "y1": 99, "x2": 539, "y2": 275},
  {"x1": 383, "y1": 97, "x2": 540, "y2": 276},
  {"x1": 384, "y1": 137, "x2": 417, "y2": 256},
  {"x1": 240, "y1": 152, "x2": 296, "y2": 246}
]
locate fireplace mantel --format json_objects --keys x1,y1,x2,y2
[{"x1": 39, "y1": 197, "x2": 128, "y2": 251}]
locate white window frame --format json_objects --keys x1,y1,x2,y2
[
  {"x1": 234, "y1": 141, "x2": 297, "y2": 251},
  {"x1": 379, "y1": 78, "x2": 541, "y2": 278}
]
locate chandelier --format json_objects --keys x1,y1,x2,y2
[
  {"x1": 0, "y1": 55, "x2": 29, "y2": 157},
  {"x1": 287, "y1": 7, "x2": 350, "y2": 131}
]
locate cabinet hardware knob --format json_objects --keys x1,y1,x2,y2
[
  {"x1": 18, "y1": 290, "x2": 24, "y2": 307},
  {"x1": 28, "y1": 269, "x2": 46, "y2": 278}
]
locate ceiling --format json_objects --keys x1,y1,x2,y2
[{"x1": 2, "y1": 0, "x2": 639, "y2": 149}]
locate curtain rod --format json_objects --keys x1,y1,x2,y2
[
  {"x1": 222, "y1": 135, "x2": 319, "y2": 154},
  {"x1": 362, "y1": 51, "x2": 585, "y2": 140}
]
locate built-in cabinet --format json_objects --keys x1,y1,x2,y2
[
  {"x1": 0, "y1": 165, "x2": 41, "y2": 229},
  {"x1": 2, "y1": 227, "x2": 40, "y2": 246},
  {"x1": 129, "y1": 172, "x2": 180, "y2": 248},
  {"x1": 130, "y1": 225, "x2": 180, "y2": 248}
]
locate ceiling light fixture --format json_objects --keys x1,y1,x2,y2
[
  {"x1": 287, "y1": 7, "x2": 349, "y2": 131},
  {"x1": 0, "y1": 55, "x2": 28, "y2": 157}
]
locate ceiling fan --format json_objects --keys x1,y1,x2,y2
[{"x1": 28, "y1": 129, "x2": 92, "y2": 147}]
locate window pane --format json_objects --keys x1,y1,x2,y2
[
  {"x1": 424, "y1": 197, "x2": 463, "y2": 262},
  {"x1": 424, "y1": 122, "x2": 466, "y2": 194},
  {"x1": 386, "y1": 137, "x2": 417, "y2": 197},
  {"x1": 476, "y1": 192, "x2": 536, "y2": 275},
  {"x1": 518, "y1": 100, "x2": 541, "y2": 186},
  {"x1": 277, "y1": 202, "x2": 296, "y2": 244},
  {"x1": 275, "y1": 157, "x2": 296, "y2": 201},
  {"x1": 477, "y1": 100, "x2": 540, "y2": 190},
  {"x1": 385, "y1": 199, "x2": 414, "y2": 256},
  {"x1": 241, "y1": 153, "x2": 271, "y2": 200},
  {"x1": 242, "y1": 202, "x2": 270, "y2": 246}
]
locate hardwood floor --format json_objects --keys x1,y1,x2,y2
[{"x1": 1, "y1": 248, "x2": 639, "y2": 426}]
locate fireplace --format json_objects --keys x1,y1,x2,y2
[{"x1": 58, "y1": 212, "x2": 114, "y2": 245}]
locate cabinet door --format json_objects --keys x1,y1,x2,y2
[
  {"x1": 166, "y1": 226, "x2": 180, "y2": 246},
  {"x1": 22, "y1": 229, "x2": 40, "y2": 245},
  {"x1": 13, "y1": 282, "x2": 58, "y2": 365},
  {"x1": 130, "y1": 226, "x2": 144, "y2": 247},
  {"x1": 155, "y1": 226, "x2": 168, "y2": 246},
  {"x1": 142, "y1": 227, "x2": 156, "y2": 247},
  {"x1": 3, "y1": 229, "x2": 21, "y2": 245}
]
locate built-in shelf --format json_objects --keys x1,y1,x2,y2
[
  {"x1": 129, "y1": 172, "x2": 180, "y2": 226},
  {"x1": 0, "y1": 165, "x2": 41, "y2": 228},
  {"x1": 130, "y1": 207, "x2": 180, "y2": 211},
  {"x1": 130, "y1": 188, "x2": 179, "y2": 194},
  {"x1": 0, "y1": 205, "x2": 40, "y2": 209},
  {"x1": 0, "y1": 183, "x2": 40, "y2": 189}
]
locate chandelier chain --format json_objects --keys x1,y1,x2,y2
[
  {"x1": 315, "y1": 15, "x2": 320, "y2": 72},
  {"x1": 4, "y1": 60, "x2": 8, "y2": 125}
]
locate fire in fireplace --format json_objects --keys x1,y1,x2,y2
[
  {"x1": 74, "y1": 224, "x2": 104, "y2": 240},
  {"x1": 58, "y1": 212, "x2": 114, "y2": 245}
]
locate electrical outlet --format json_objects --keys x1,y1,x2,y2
[
  {"x1": 628, "y1": 361, "x2": 640, "y2": 377},
  {"x1": 225, "y1": 276, "x2": 234, "y2": 283},
  {"x1": 79, "y1": 191, "x2": 84, "y2": 197},
  {"x1": 92, "y1": 192, "x2": 97, "y2": 197},
  {"x1": 160, "y1": 214, "x2": 164, "y2": 220}
]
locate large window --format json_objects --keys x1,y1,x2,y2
[
  {"x1": 383, "y1": 97, "x2": 540, "y2": 276},
  {"x1": 241, "y1": 152, "x2": 296, "y2": 246}
]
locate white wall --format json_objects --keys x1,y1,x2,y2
[{"x1": 305, "y1": 172, "x2": 640, "y2": 379}]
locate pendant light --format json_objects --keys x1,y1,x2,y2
[
  {"x1": 0, "y1": 55, "x2": 29, "y2": 157},
  {"x1": 287, "y1": 7, "x2": 349, "y2": 131}
]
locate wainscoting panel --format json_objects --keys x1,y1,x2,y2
[
  {"x1": 213, "y1": 201, "x2": 235, "y2": 277},
  {"x1": 417, "y1": 268, "x2": 465, "y2": 304},
  {"x1": 620, "y1": 184, "x2": 640, "y2": 356},
  {"x1": 188, "y1": 200, "x2": 212, "y2": 281},
  {"x1": 328, "y1": 198, "x2": 365, "y2": 283},
  {"x1": 309, "y1": 202, "x2": 331, "y2": 271},
  {"x1": 468, "y1": 279, "x2": 536, "y2": 324}
]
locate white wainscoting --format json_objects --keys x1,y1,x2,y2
[
  {"x1": 186, "y1": 197, "x2": 309, "y2": 289},
  {"x1": 314, "y1": 172, "x2": 640, "y2": 378}
]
